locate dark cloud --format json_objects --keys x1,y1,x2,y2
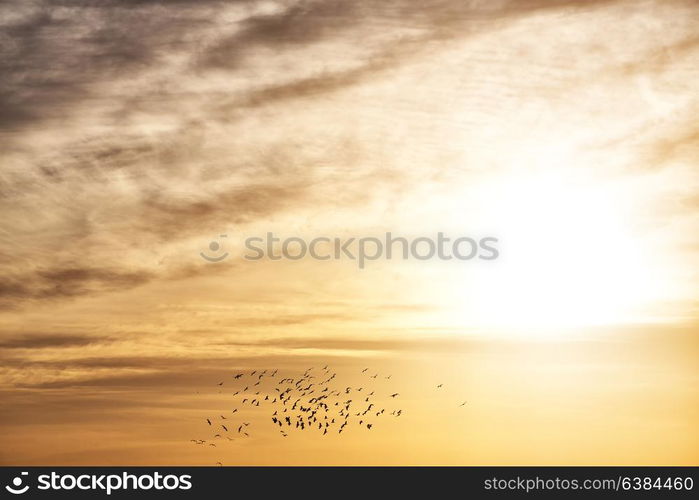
[
  {"x1": 0, "y1": 0, "x2": 626, "y2": 133},
  {"x1": 0, "y1": 0, "x2": 217, "y2": 131},
  {"x1": 0, "y1": 266, "x2": 153, "y2": 309},
  {"x1": 6, "y1": 354, "x2": 329, "y2": 389},
  {"x1": 0, "y1": 150, "x2": 314, "y2": 310},
  {"x1": 137, "y1": 181, "x2": 310, "y2": 240},
  {"x1": 199, "y1": 0, "x2": 622, "y2": 69},
  {"x1": 200, "y1": 0, "x2": 357, "y2": 69},
  {"x1": 222, "y1": 40, "x2": 417, "y2": 111},
  {"x1": 0, "y1": 334, "x2": 104, "y2": 349},
  {"x1": 0, "y1": 0, "x2": 633, "y2": 142}
]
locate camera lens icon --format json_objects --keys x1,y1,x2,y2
[
  {"x1": 200, "y1": 234, "x2": 229, "y2": 262},
  {"x1": 5, "y1": 472, "x2": 29, "y2": 495}
]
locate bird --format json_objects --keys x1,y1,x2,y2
[
  {"x1": 200, "y1": 363, "x2": 465, "y2": 444},
  {"x1": 459, "y1": 401, "x2": 467, "y2": 407}
]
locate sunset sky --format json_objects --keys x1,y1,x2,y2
[{"x1": 0, "y1": 0, "x2": 698, "y2": 465}]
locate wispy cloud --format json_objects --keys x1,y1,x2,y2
[
  {"x1": 3, "y1": 0, "x2": 696, "y2": 311},
  {"x1": 0, "y1": 333, "x2": 104, "y2": 349},
  {"x1": 0, "y1": 266, "x2": 153, "y2": 309}
]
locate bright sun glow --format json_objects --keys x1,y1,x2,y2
[{"x1": 437, "y1": 170, "x2": 668, "y2": 336}]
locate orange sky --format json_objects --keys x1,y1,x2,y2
[{"x1": 0, "y1": 0, "x2": 698, "y2": 465}]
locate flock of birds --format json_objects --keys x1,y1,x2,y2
[{"x1": 191, "y1": 365, "x2": 467, "y2": 464}]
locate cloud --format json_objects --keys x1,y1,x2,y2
[
  {"x1": 199, "y1": 0, "x2": 357, "y2": 69},
  {"x1": 0, "y1": 0, "x2": 220, "y2": 131},
  {"x1": 0, "y1": 334, "x2": 104, "y2": 349},
  {"x1": 1, "y1": 0, "x2": 627, "y2": 132},
  {"x1": 0, "y1": 266, "x2": 153, "y2": 309},
  {"x1": 200, "y1": 0, "x2": 624, "y2": 71},
  {"x1": 220, "y1": 336, "x2": 469, "y2": 352},
  {"x1": 1, "y1": 0, "x2": 697, "y2": 314}
]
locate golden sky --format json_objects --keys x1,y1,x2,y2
[{"x1": 0, "y1": 0, "x2": 698, "y2": 465}]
